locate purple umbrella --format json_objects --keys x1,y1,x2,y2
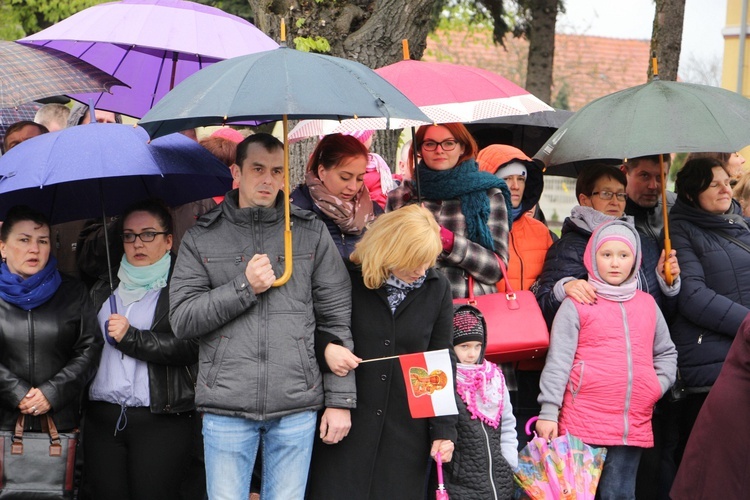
[{"x1": 20, "y1": 0, "x2": 278, "y2": 118}]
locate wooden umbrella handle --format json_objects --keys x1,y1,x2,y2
[{"x1": 660, "y1": 154, "x2": 673, "y2": 286}]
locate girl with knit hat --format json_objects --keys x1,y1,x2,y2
[
  {"x1": 536, "y1": 220, "x2": 677, "y2": 500},
  {"x1": 445, "y1": 304, "x2": 517, "y2": 499}
]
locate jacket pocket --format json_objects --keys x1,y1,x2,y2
[
  {"x1": 205, "y1": 336, "x2": 230, "y2": 388},
  {"x1": 568, "y1": 361, "x2": 585, "y2": 401},
  {"x1": 296, "y1": 338, "x2": 315, "y2": 390}
]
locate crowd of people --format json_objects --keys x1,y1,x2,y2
[{"x1": 0, "y1": 113, "x2": 748, "y2": 500}]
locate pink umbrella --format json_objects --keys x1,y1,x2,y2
[
  {"x1": 20, "y1": 0, "x2": 277, "y2": 118},
  {"x1": 289, "y1": 57, "x2": 553, "y2": 140}
]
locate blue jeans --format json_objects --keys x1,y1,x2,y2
[
  {"x1": 596, "y1": 445, "x2": 643, "y2": 500},
  {"x1": 202, "y1": 411, "x2": 316, "y2": 500}
]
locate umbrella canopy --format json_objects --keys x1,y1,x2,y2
[
  {"x1": 0, "y1": 41, "x2": 125, "y2": 109},
  {"x1": 0, "y1": 123, "x2": 232, "y2": 224},
  {"x1": 535, "y1": 79, "x2": 750, "y2": 170},
  {"x1": 0, "y1": 102, "x2": 41, "y2": 140},
  {"x1": 515, "y1": 433, "x2": 607, "y2": 499},
  {"x1": 138, "y1": 45, "x2": 431, "y2": 138},
  {"x1": 287, "y1": 59, "x2": 554, "y2": 140},
  {"x1": 21, "y1": 0, "x2": 278, "y2": 118}
]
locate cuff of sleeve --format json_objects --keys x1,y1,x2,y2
[
  {"x1": 539, "y1": 403, "x2": 560, "y2": 423},
  {"x1": 657, "y1": 273, "x2": 681, "y2": 296},
  {"x1": 553, "y1": 277, "x2": 576, "y2": 302},
  {"x1": 234, "y1": 274, "x2": 256, "y2": 306}
]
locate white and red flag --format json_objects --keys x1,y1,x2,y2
[{"x1": 399, "y1": 349, "x2": 458, "y2": 419}]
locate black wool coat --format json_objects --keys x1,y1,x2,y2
[{"x1": 307, "y1": 266, "x2": 458, "y2": 500}]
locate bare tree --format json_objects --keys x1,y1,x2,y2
[
  {"x1": 648, "y1": 0, "x2": 686, "y2": 81},
  {"x1": 522, "y1": 0, "x2": 559, "y2": 104}
]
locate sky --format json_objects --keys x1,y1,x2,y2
[{"x1": 556, "y1": 0, "x2": 727, "y2": 85}]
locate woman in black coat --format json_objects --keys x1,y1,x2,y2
[
  {"x1": 667, "y1": 157, "x2": 750, "y2": 466},
  {"x1": 307, "y1": 205, "x2": 457, "y2": 500},
  {"x1": 0, "y1": 205, "x2": 102, "y2": 434}
]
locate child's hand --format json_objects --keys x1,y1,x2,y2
[{"x1": 535, "y1": 419, "x2": 558, "y2": 441}]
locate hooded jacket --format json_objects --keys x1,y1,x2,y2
[
  {"x1": 667, "y1": 198, "x2": 750, "y2": 388},
  {"x1": 538, "y1": 220, "x2": 677, "y2": 447},
  {"x1": 169, "y1": 190, "x2": 356, "y2": 419}
]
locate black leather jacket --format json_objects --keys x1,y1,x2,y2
[
  {"x1": 0, "y1": 275, "x2": 103, "y2": 431},
  {"x1": 91, "y1": 256, "x2": 198, "y2": 414}
]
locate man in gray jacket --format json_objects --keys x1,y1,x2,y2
[{"x1": 170, "y1": 133, "x2": 357, "y2": 500}]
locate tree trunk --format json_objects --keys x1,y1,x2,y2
[
  {"x1": 524, "y1": 0, "x2": 558, "y2": 104},
  {"x1": 247, "y1": 0, "x2": 437, "y2": 175},
  {"x1": 648, "y1": 0, "x2": 686, "y2": 81}
]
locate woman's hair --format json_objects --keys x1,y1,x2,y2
[
  {"x1": 675, "y1": 157, "x2": 725, "y2": 208},
  {"x1": 121, "y1": 199, "x2": 174, "y2": 235},
  {"x1": 685, "y1": 152, "x2": 731, "y2": 166},
  {"x1": 200, "y1": 136, "x2": 238, "y2": 168},
  {"x1": 306, "y1": 134, "x2": 369, "y2": 178},
  {"x1": 409, "y1": 123, "x2": 478, "y2": 174},
  {"x1": 350, "y1": 205, "x2": 442, "y2": 289},
  {"x1": 0, "y1": 205, "x2": 50, "y2": 241},
  {"x1": 733, "y1": 171, "x2": 750, "y2": 211},
  {"x1": 575, "y1": 164, "x2": 627, "y2": 199}
]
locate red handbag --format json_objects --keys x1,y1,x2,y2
[{"x1": 453, "y1": 257, "x2": 549, "y2": 363}]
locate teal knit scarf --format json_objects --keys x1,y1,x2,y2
[{"x1": 417, "y1": 158, "x2": 512, "y2": 250}]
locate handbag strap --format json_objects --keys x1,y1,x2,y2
[
  {"x1": 11, "y1": 413, "x2": 63, "y2": 457},
  {"x1": 465, "y1": 255, "x2": 515, "y2": 300},
  {"x1": 715, "y1": 229, "x2": 750, "y2": 255}
]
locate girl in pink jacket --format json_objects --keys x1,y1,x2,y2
[{"x1": 535, "y1": 220, "x2": 677, "y2": 500}]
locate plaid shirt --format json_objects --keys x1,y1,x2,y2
[{"x1": 388, "y1": 182, "x2": 510, "y2": 299}]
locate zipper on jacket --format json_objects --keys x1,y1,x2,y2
[
  {"x1": 27, "y1": 311, "x2": 34, "y2": 387},
  {"x1": 165, "y1": 366, "x2": 172, "y2": 412},
  {"x1": 697, "y1": 334, "x2": 703, "y2": 344},
  {"x1": 481, "y1": 422, "x2": 499, "y2": 500},
  {"x1": 509, "y1": 232, "x2": 524, "y2": 290},
  {"x1": 620, "y1": 302, "x2": 633, "y2": 445}
]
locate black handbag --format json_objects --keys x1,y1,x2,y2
[{"x1": 0, "y1": 414, "x2": 77, "y2": 499}]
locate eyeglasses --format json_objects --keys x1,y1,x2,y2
[
  {"x1": 421, "y1": 139, "x2": 459, "y2": 152},
  {"x1": 121, "y1": 231, "x2": 169, "y2": 243},
  {"x1": 591, "y1": 191, "x2": 628, "y2": 201}
]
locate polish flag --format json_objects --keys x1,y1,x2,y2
[{"x1": 399, "y1": 349, "x2": 458, "y2": 419}]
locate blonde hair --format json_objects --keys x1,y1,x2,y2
[
  {"x1": 350, "y1": 205, "x2": 442, "y2": 289},
  {"x1": 733, "y1": 171, "x2": 750, "y2": 211}
]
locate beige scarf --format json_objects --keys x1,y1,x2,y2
[{"x1": 305, "y1": 170, "x2": 376, "y2": 234}]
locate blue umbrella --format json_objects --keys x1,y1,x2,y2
[
  {"x1": 0, "y1": 123, "x2": 232, "y2": 223},
  {"x1": 0, "y1": 122, "x2": 232, "y2": 345}
]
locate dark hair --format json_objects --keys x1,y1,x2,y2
[
  {"x1": 0, "y1": 205, "x2": 50, "y2": 241},
  {"x1": 675, "y1": 157, "x2": 725, "y2": 208},
  {"x1": 306, "y1": 134, "x2": 369, "y2": 178},
  {"x1": 2, "y1": 121, "x2": 48, "y2": 153},
  {"x1": 685, "y1": 152, "x2": 731, "y2": 167},
  {"x1": 410, "y1": 123, "x2": 478, "y2": 174},
  {"x1": 121, "y1": 199, "x2": 173, "y2": 235},
  {"x1": 236, "y1": 133, "x2": 283, "y2": 168},
  {"x1": 576, "y1": 164, "x2": 628, "y2": 199},
  {"x1": 623, "y1": 154, "x2": 671, "y2": 172},
  {"x1": 200, "y1": 136, "x2": 237, "y2": 168}
]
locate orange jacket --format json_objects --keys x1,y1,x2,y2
[{"x1": 498, "y1": 212, "x2": 553, "y2": 292}]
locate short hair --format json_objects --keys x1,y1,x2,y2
[
  {"x1": 623, "y1": 154, "x2": 670, "y2": 172},
  {"x1": 34, "y1": 103, "x2": 70, "y2": 131},
  {"x1": 0, "y1": 205, "x2": 50, "y2": 241},
  {"x1": 306, "y1": 134, "x2": 369, "y2": 177},
  {"x1": 2, "y1": 121, "x2": 48, "y2": 152},
  {"x1": 685, "y1": 152, "x2": 731, "y2": 167},
  {"x1": 236, "y1": 133, "x2": 283, "y2": 169},
  {"x1": 200, "y1": 136, "x2": 238, "y2": 168},
  {"x1": 576, "y1": 164, "x2": 628, "y2": 199},
  {"x1": 675, "y1": 157, "x2": 724, "y2": 208},
  {"x1": 409, "y1": 123, "x2": 478, "y2": 174},
  {"x1": 121, "y1": 198, "x2": 173, "y2": 235},
  {"x1": 350, "y1": 205, "x2": 442, "y2": 289}
]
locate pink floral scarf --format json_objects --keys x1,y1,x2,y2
[
  {"x1": 455, "y1": 360, "x2": 505, "y2": 428},
  {"x1": 305, "y1": 170, "x2": 376, "y2": 235}
]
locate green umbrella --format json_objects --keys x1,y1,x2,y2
[{"x1": 534, "y1": 79, "x2": 750, "y2": 170}]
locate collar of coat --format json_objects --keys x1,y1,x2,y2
[{"x1": 196, "y1": 189, "x2": 316, "y2": 227}]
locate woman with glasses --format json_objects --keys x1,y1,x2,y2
[
  {"x1": 535, "y1": 164, "x2": 679, "y2": 328},
  {"x1": 84, "y1": 199, "x2": 200, "y2": 500},
  {"x1": 291, "y1": 133, "x2": 382, "y2": 259},
  {"x1": 387, "y1": 123, "x2": 511, "y2": 300}
]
